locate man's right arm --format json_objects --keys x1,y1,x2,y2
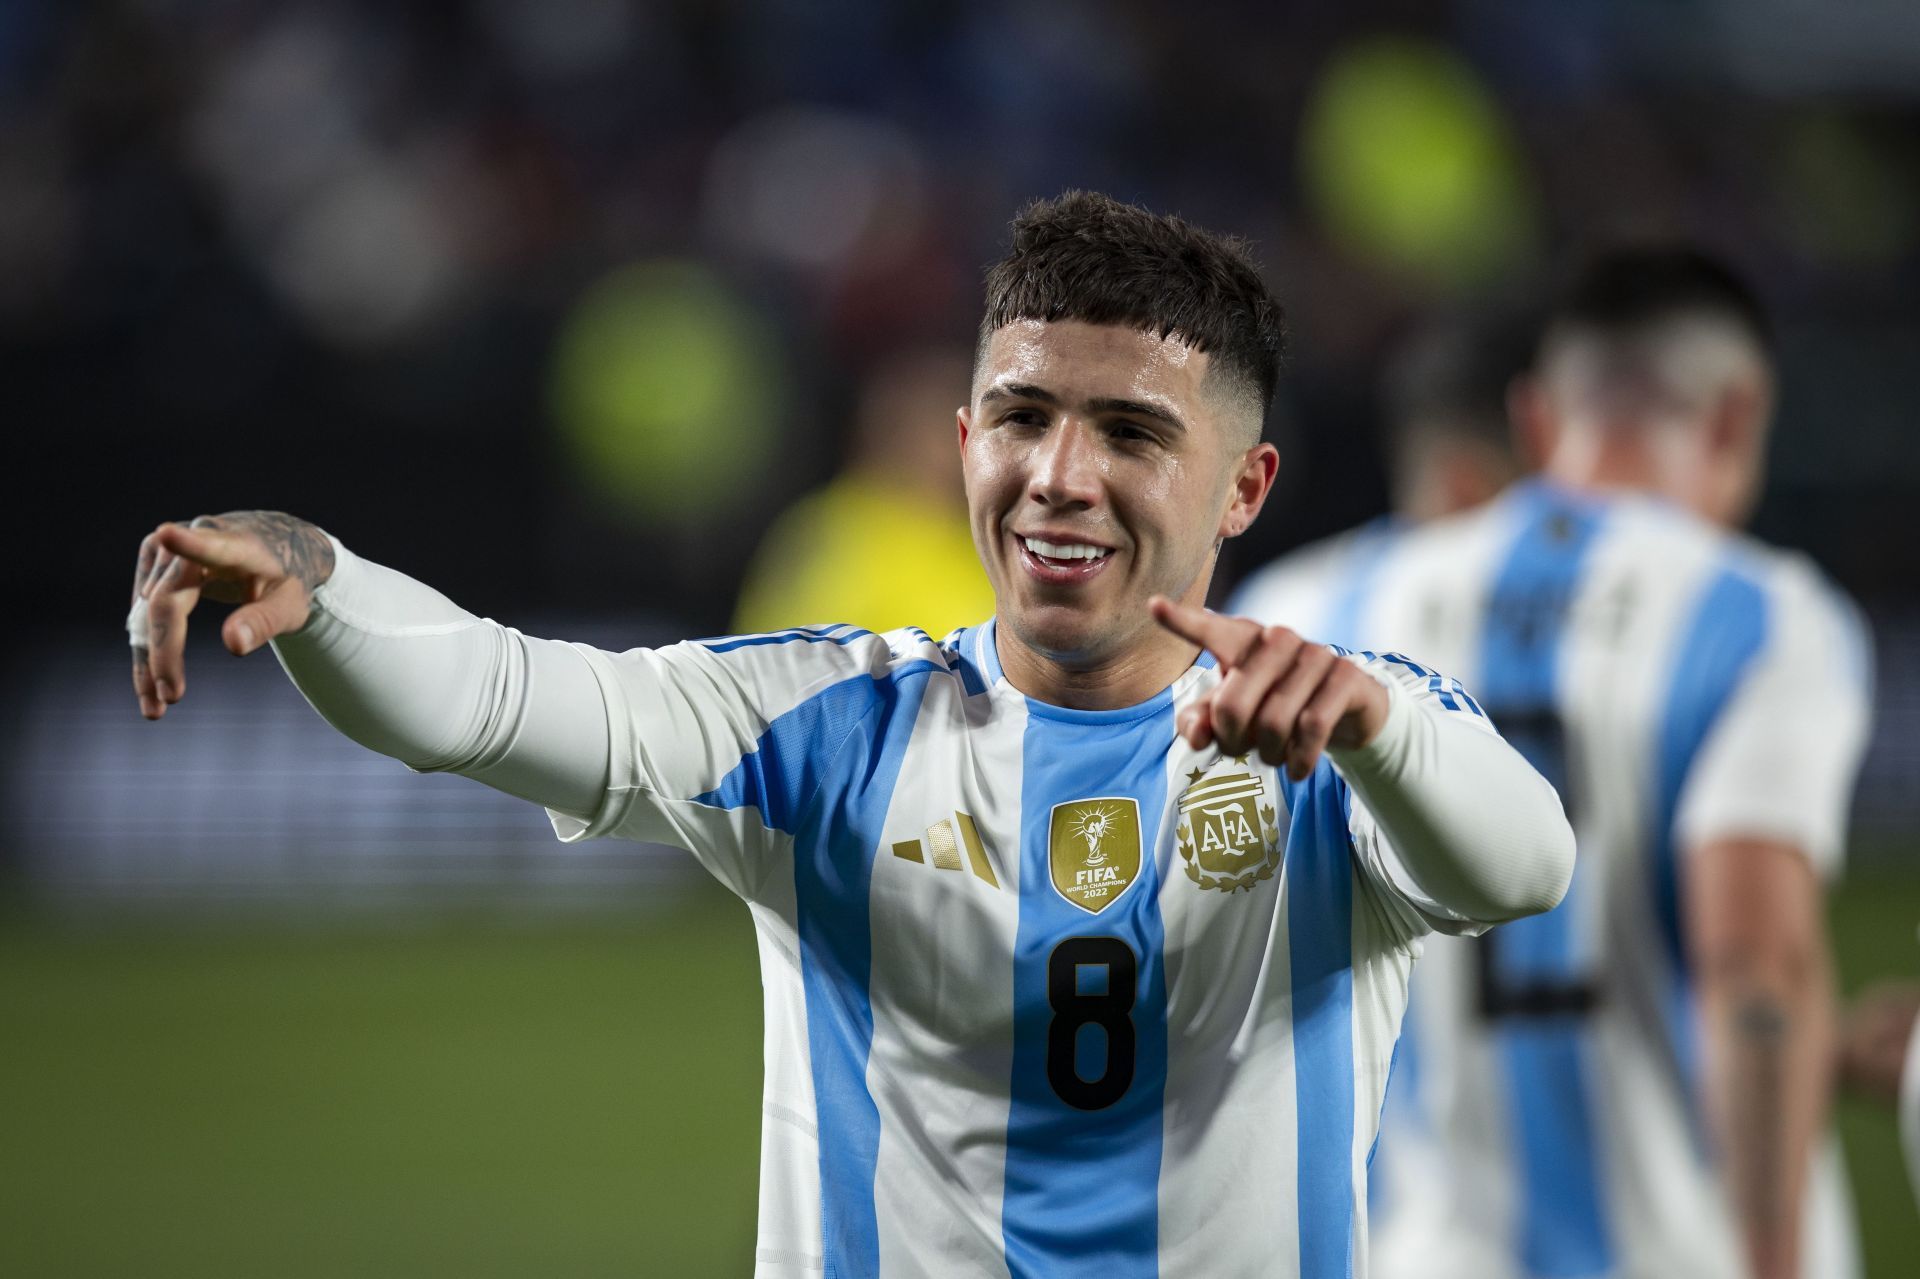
[
  {"x1": 129, "y1": 514, "x2": 908, "y2": 901},
  {"x1": 131, "y1": 513, "x2": 612, "y2": 820},
  {"x1": 1675, "y1": 566, "x2": 1872, "y2": 1279},
  {"x1": 268, "y1": 539, "x2": 612, "y2": 819}
]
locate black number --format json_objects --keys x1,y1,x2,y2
[
  {"x1": 1046, "y1": 936, "x2": 1137, "y2": 1110},
  {"x1": 1476, "y1": 707, "x2": 1601, "y2": 1021}
]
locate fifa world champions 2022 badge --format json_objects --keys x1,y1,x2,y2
[
  {"x1": 1177, "y1": 757, "x2": 1281, "y2": 893},
  {"x1": 1048, "y1": 798, "x2": 1142, "y2": 915}
]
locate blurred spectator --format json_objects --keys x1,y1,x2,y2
[{"x1": 732, "y1": 346, "x2": 992, "y2": 637}]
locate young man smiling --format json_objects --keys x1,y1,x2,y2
[{"x1": 127, "y1": 192, "x2": 1573, "y2": 1277}]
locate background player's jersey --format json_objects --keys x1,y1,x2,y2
[
  {"x1": 1271, "y1": 479, "x2": 1872, "y2": 1279},
  {"x1": 1231, "y1": 515, "x2": 1435, "y2": 1253},
  {"x1": 543, "y1": 620, "x2": 1494, "y2": 1278},
  {"x1": 1229, "y1": 516, "x2": 1403, "y2": 651}
]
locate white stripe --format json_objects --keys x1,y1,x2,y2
[
  {"x1": 1156, "y1": 672, "x2": 1303, "y2": 1277},
  {"x1": 749, "y1": 847, "x2": 827, "y2": 1278},
  {"x1": 1349, "y1": 879, "x2": 1419, "y2": 1279},
  {"x1": 867, "y1": 677, "x2": 1023, "y2": 1277}
]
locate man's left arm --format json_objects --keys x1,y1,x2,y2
[{"x1": 1152, "y1": 598, "x2": 1574, "y2": 929}]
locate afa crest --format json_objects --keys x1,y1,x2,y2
[{"x1": 1177, "y1": 759, "x2": 1280, "y2": 893}]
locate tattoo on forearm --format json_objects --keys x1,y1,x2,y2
[
  {"x1": 1729, "y1": 994, "x2": 1790, "y2": 1238},
  {"x1": 197, "y1": 511, "x2": 335, "y2": 591}
]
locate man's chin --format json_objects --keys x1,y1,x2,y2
[{"x1": 1000, "y1": 603, "x2": 1127, "y2": 670}]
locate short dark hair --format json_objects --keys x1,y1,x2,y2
[
  {"x1": 979, "y1": 191, "x2": 1286, "y2": 420},
  {"x1": 1549, "y1": 245, "x2": 1772, "y2": 355},
  {"x1": 1382, "y1": 306, "x2": 1538, "y2": 454}
]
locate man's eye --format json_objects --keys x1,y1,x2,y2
[
  {"x1": 1003, "y1": 409, "x2": 1046, "y2": 428},
  {"x1": 1110, "y1": 422, "x2": 1154, "y2": 443}
]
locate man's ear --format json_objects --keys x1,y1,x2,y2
[
  {"x1": 1710, "y1": 377, "x2": 1768, "y2": 460},
  {"x1": 957, "y1": 405, "x2": 972, "y2": 454},
  {"x1": 1219, "y1": 442, "x2": 1280, "y2": 539}
]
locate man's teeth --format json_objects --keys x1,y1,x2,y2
[{"x1": 1022, "y1": 536, "x2": 1112, "y2": 561}]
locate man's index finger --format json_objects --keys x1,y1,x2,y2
[{"x1": 1149, "y1": 596, "x2": 1261, "y2": 669}]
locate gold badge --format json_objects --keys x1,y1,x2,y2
[
  {"x1": 1177, "y1": 760, "x2": 1280, "y2": 893},
  {"x1": 1048, "y1": 798, "x2": 1142, "y2": 914}
]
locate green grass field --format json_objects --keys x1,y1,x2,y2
[{"x1": 3, "y1": 875, "x2": 1917, "y2": 1277}]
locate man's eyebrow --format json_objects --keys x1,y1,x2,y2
[
  {"x1": 980, "y1": 382, "x2": 1060, "y2": 406},
  {"x1": 1087, "y1": 396, "x2": 1187, "y2": 433},
  {"x1": 979, "y1": 383, "x2": 1188, "y2": 433}
]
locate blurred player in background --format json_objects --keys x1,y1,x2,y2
[
  {"x1": 1231, "y1": 305, "x2": 1534, "y2": 1241},
  {"x1": 1230, "y1": 308, "x2": 1529, "y2": 648},
  {"x1": 124, "y1": 192, "x2": 1575, "y2": 1277},
  {"x1": 1293, "y1": 248, "x2": 1872, "y2": 1279},
  {"x1": 734, "y1": 345, "x2": 993, "y2": 637}
]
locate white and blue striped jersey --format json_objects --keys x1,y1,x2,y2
[
  {"x1": 1230, "y1": 514, "x2": 1430, "y2": 1259},
  {"x1": 1229, "y1": 516, "x2": 1403, "y2": 653},
  {"x1": 1243, "y1": 479, "x2": 1872, "y2": 1279},
  {"x1": 543, "y1": 620, "x2": 1499, "y2": 1278}
]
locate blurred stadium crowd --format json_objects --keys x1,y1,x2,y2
[{"x1": 3, "y1": 0, "x2": 1920, "y2": 898}]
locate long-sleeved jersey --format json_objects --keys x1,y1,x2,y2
[
  {"x1": 1238, "y1": 479, "x2": 1873, "y2": 1279},
  {"x1": 271, "y1": 543, "x2": 1572, "y2": 1278}
]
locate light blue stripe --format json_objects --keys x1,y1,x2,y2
[
  {"x1": 1001, "y1": 693, "x2": 1174, "y2": 1278},
  {"x1": 1283, "y1": 763, "x2": 1357, "y2": 1279},
  {"x1": 1477, "y1": 481, "x2": 1612, "y2": 1277},
  {"x1": 797, "y1": 667, "x2": 937, "y2": 1278},
  {"x1": 981, "y1": 618, "x2": 1007, "y2": 686},
  {"x1": 698, "y1": 662, "x2": 938, "y2": 1276},
  {"x1": 1652, "y1": 564, "x2": 1768, "y2": 1102},
  {"x1": 944, "y1": 623, "x2": 991, "y2": 697},
  {"x1": 698, "y1": 625, "x2": 868, "y2": 654},
  {"x1": 692, "y1": 664, "x2": 940, "y2": 827}
]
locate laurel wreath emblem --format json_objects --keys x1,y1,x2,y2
[{"x1": 1178, "y1": 800, "x2": 1281, "y2": 893}]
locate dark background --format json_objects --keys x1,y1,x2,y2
[{"x1": 2, "y1": 2, "x2": 1918, "y2": 1274}]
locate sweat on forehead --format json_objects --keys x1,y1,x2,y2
[{"x1": 973, "y1": 319, "x2": 1264, "y2": 444}]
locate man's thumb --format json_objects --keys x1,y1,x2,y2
[{"x1": 223, "y1": 578, "x2": 310, "y2": 656}]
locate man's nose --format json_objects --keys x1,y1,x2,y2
[{"x1": 1028, "y1": 418, "x2": 1102, "y2": 509}]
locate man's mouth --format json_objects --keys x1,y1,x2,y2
[{"x1": 1016, "y1": 534, "x2": 1115, "y2": 584}]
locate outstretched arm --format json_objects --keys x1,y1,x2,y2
[
  {"x1": 129, "y1": 514, "x2": 610, "y2": 818},
  {"x1": 1150, "y1": 596, "x2": 1574, "y2": 925}
]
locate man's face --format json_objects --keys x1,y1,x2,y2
[{"x1": 960, "y1": 319, "x2": 1271, "y2": 670}]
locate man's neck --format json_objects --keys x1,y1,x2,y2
[
  {"x1": 1545, "y1": 436, "x2": 1673, "y2": 504},
  {"x1": 995, "y1": 623, "x2": 1202, "y2": 711}
]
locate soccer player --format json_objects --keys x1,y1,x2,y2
[
  {"x1": 125, "y1": 193, "x2": 1574, "y2": 1277},
  {"x1": 1229, "y1": 307, "x2": 1529, "y2": 649},
  {"x1": 1310, "y1": 248, "x2": 1872, "y2": 1279}
]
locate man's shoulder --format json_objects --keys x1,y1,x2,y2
[
  {"x1": 677, "y1": 622, "x2": 985, "y2": 693},
  {"x1": 1720, "y1": 537, "x2": 1872, "y2": 688}
]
